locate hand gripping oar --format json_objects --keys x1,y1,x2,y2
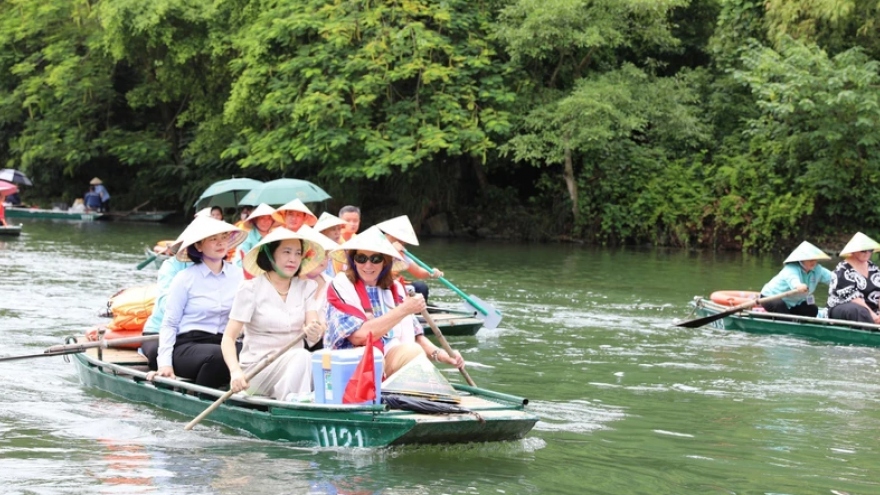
[
  {"x1": 404, "y1": 250, "x2": 502, "y2": 329},
  {"x1": 409, "y1": 289, "x2": 476, "y2": 387},
  {"x1": 184, "y1": 334, "x2": 305, "y2": 430},
  {"x1": 0, "y1": 334, "x2": 159, "y2": 363},
  {"x1": 676, "y1": 288, "x2": 803, "y2": 328}
]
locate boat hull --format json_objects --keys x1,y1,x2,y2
[
  {"x1": 72, "y1": 350, "x2": 535, "y2": 447},
  {"x1": 5, "y1": 207, "x2": 102, "y2": 221},
  {"x1": 419, "y1": 310, "x2": 483, "y2": 336},
  {"x1": 0, "y1": 225, "x2": 22, "y2": 236},
  {"x1": 690, "y1": 298, "x2": 880, "y2": 347}
]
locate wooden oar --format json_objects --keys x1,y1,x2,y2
[
  {"x1": 404, "y1": 250, "x2": 503, "y2": 329},
  {"x1": 0, "y1": 334, "x2": 159, "y2": 363},
  {"x1": 676, "y1": 288, "x2": 803, "y2": 328},
  {"x1": 184, "y1": 334, "x2": 305, "y2": 430},
  {"x1": 409, "y1": 289, "x2": 476, "y2": 386}
]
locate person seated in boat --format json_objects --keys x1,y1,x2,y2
[
  {"x1": 0, "y1": 194, "x2": 6, "y2": 226},
  {"x1": 313, "y1": 212, "x2": 345, "y2": 276},
  {"x1": 297, "y1": 226, "x2": 341, "y2": 351},
  {"x1": 759, "y1": 241, "x2": 832, "y2": 317},
  {"x1": 339, "y1": 205, "x2": 361, "y2": 242},
  {"x1": 5, "y1": 192, "x2": 21, "y2": 206},
  {"x1": 827, "y1": 232, "x2": 880, "y2": 324},
  {"x1": 273, "y1": 199, "x2": 317, "y2": 233},
  {"x1": 235, "y1": 205, "x2": 254, "y2": 229},
  {"x1": 210, "y1": 206, "x2": 224, "y2": 221},
  {"x1": 90, "y1": 177, "x2": 110, "y2": 212},
  {"x1": 146, "y1": 217, "x2": 246, "y2": 388},
  {"x1": 84, "y1": 186, "x2": 102, "y2": 211},
  {"x1": 221, "y1": 227, "x2": 328, "y2": 401},
  {"x1": 236, "y1": 203, "x2": 279, "y2": 265},
  {"x1": 376, "y1": 215, "x2": 443, "y2": 304},
  {"x1": 325, "y1": 227, "x2": 464, "y2": 377}
]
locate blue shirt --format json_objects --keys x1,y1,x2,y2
[
  {"x1": 157, "y1": 261, "x2": 243, "y2": 368},
  {"x1": 143, "y1": 258, "x2": 192, "y2": 335},
  {"x1": 761, "y1": 262, "x2": 833, "y2": 308},
  {"x1": 84, "y1": 191, "x2": 102, "y2": 209},
  {"x1": 94, "y1": 184, "x2": 110, "y2": 201},
  {"x1": 325, "y1": 285, "x2": 423, "y2": 349},
  {"x1": 236, "y1": 228, "x2": 264, "y2": 266}
]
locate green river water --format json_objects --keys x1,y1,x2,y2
[{"x1": 1, "y1": 220, "x2": 879, "y2": 495}]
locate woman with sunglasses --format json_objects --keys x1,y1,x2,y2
[
  {"x1": 827, "y1": 232, "x2": 880, "y2": 323},
  {"x1": 325, "y1": 227, "x2": 465, "y2": 377}
]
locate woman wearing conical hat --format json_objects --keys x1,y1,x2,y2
[
  {"x1": 376, "y1": 215, "x2": 444, "y2": 304},
  {"x1": 827, "y1": 232, "x2": 880, "y2": 323},
  {"x1": 221, "y1": 227, "x2": 328, "y2": 401},
  {"x1": 236, "y1": 203, "x2": 279, "y2": 264},
  {"x1": 325, "y1": 227, "x2": 465, "y2": 377},
  {"x1": 759, "y1": 241, "x2": 832, "y2": 317},
  {"x1": 146, "y1": 217, "x2": 246, "y2": 388}
]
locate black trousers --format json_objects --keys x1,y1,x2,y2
[
  {"x1": 828, "y1": 302, "x2": 875, "y2": 323},
  {"x1": 141, "y1": 331, "x2": 241, "y2": 388},
  {"x1": 411, "y1": 281, "x2": 430, "y2": 304},
  {"x1": 760, "y1": 297, "x2": 819, "y2": 318}
]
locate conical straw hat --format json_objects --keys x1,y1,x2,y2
[
  {"x1": 176, "y1": 217, "x2": 246, "y2": 261},
  {"x1": 839, "y1": 232, "x2": 880, "y2": 257},
  {"x1": 272, "y1": 199, "x2": 317, "y2": 227},
  {"x1": 245, "y1": 203, "x2": 277, "y2": 222},
  {"x1": 296, "y1": 225, "x2": 339, "y2": 275},
  {"x1": 89, "y1": 177, "x2": 103, "y2": 185},
  {"x1": 332, "y1": 226, "x2": 403, "y2": 261},
  {"x1": 194, "y1": 207, "x2": 212, "y2": 218},
  {"x1": 242, "y1": 227, "x2": 325, "y2": 277},
  {"x1": 784, "y1": 241, "x2": 831, "y2": 263},
  {"x1": 376, "y1": 215, "x2": 419, "y2": 246},
  {"x1": 313, "y1": 211, "x2": 345, "y2": 233}
]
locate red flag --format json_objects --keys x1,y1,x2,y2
[{"x1": 343, "y1": 333, "x2": 376, "y2": 404}]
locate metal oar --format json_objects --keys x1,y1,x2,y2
[
  {"x1": 676, "y1": 288, "x2": 803, "y2": 328},
  {"x1": 0, "y1": 334, "x2": 159, "y2": 363},
  {"x1": 404, "y1": 250, "x2": 502, "y2": 329}
]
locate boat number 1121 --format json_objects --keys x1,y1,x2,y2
[{"x1": 317, "y1": 425, "x2": 365, "y2": 447}]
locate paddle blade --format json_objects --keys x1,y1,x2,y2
[
  {"x1": 675, "y1": 308, "x2": 739, "y2": 328},
  {"x1": 464, "y1": 295, "x2": 502, "y2": 329}
]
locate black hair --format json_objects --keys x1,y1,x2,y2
[
  {"x1": 186, "y1": 244, "x2": 204, "y2": 264},
  {"x1": 256, "y1": 239, "x2": 303, "y2": 276},
  {"x1": 211, "y1": 206, "x2": 222, "y2": 215}
]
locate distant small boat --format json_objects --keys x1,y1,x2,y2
[
  {"x1": 0, "y1": 224, "x2": 22, "y2": 236},
  {"x1": 100, "y1": 210, "x2": 176, "y2": 223},
  {"x1": 420, "y1": 306, "x2": 484, "y2": 336},
  {"x1": 138, "y1": 248, "x2": 169, "y2": 269},
  {"x1": 5, "y1": 206, "x2": 103, "y2": 221}
]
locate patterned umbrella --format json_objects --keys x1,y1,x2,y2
[
  {"x1": 0, "y1": 180, "x2": 19, "y2": 196},
  {"x1": 238, "y1": 178, "x2": 331, "y2": 206},
  {"x1": 0, "y1": 169, "x2": 33, "y2": 186}
]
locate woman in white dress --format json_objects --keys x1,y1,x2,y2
[{"x1": 221, "y1": 227, "x2": 327, "y2": 401}]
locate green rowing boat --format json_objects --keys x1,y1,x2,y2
[
  {"x1": 0, "y1": 224, "x2": 22, "y2": 236},
  {"x1": 5, "y1": 206, "x2": 103, "y2": 221},
  {"x1": 689, "y1": 297, "x2": 880, "y2": 347},
  {"x1": 71, "y1": 341, "x2": 537, "y2": 447},
  {"x1": 419, "y1": 306, "x2": 483, "y2": 336}
]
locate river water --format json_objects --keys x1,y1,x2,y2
[{"x1": 2, "y1": 220, "x2": 879, "y2": 494}]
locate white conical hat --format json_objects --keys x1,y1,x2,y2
[
  {"x1": 273, "y1": 198, "x2": 317, "y2": 226},
  {"x1": 176, "y1": 217, "x2": 246, "y2": 261},
  {"x1": 194, "y1": 207, "x2": 212, "y2": 218},
  {"x1": 784, "y1": 241, "x2": 831, "y2": 263},
  {"x1": 376, "y1": 215, "x2": 419, "y2": 246},
  {"x1": 839, "y1": 232, "x2": 880, "y2": 257},
  {"x1": 245, "y1": 203, "x2": 277, "y2": 222},
  {"x1": 330, "y1": 225, "x2": 405, "y2": 266},
  {"x1": 313, "y1": 211, "x2": 345, "y2": 233},
  {"x1": 89, "y1": 177, "x2": 103, "y2": 185},
  {"x1": 242, "y1": 227, "x2": 325, "y2": 277},
  {"x1": 295, "y1": 225, "x2": 339, "y2": 275}
]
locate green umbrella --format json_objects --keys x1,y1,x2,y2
[
  {"x1": 194, "y1": 178, "x2": 264, "y2": 210},
  {"x1": 237, "y1": 178, "x2": 331, "y2": 206}
]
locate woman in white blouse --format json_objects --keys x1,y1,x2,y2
[{"x1": 221, "y1": 228, "x2": 327, "y2": 401}]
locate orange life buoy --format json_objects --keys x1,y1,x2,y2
[{"x1": 710, "y1": 290, "x2": 760, "y2": 307}]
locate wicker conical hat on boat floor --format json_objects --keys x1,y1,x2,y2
[{"x1": 381, "y1": 354, "x2": 461, "y2": 403}]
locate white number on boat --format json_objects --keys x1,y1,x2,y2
[{"x1": 317, "y1": 425, "x2": 365, "y2": 447}]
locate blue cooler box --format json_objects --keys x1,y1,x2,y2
[{"x1": 312, "y1": 348, "x2": 384, "y2": 404}]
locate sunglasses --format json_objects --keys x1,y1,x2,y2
[{"x1": 353, "y1": 253, "x2": 385, "y2": 265}]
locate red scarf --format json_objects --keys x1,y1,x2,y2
[{"x1": 327, "y1": 278, "x2": 403, "y2": 353}]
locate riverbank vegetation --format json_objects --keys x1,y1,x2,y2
[{"x1": 1, "y1": 0, "x2": 878, "y2": 250}]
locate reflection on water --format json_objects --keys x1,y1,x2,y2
[{"x1": 3, "y1": 221, "x2": 880, "y2": 494}]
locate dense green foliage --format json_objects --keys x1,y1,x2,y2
[{"x1": 1, "y1": 0, "x2": 879, "y2": 250}]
